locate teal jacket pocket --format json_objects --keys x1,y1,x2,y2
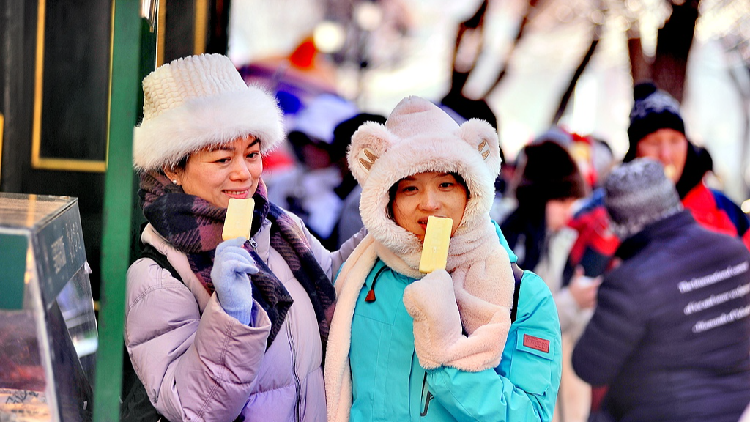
[{"x1": 508, "y1": 329, "x2": 555, "y2": 395}]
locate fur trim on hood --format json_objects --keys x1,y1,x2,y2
[
  {"x1": 133, "y1": 53, "x2": 284, "y2": 171},
  {"x1": 347, "y1": 96, "x2": 502, "y2": 267}
]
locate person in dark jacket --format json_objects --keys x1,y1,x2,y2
[
  {"x1": 330, "y1": 113, "x2": 388, "y2": 248},
  {"x1": 571, "y1": 158, "x2": 750, "y2": 422}
]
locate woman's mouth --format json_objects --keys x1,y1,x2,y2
[
  {"x1": 224, "y1": 189, "x2": 250, "y2": 199},
  {"x1": 417, "y1": 216, "x2": 441, "y2": 230}
]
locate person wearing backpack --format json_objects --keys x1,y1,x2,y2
[
  {"x1": 124, "y1": 53, "x2": 364, "y2": 422},
  {"x1": 324, "y1": 96, "x2": 562, "y2": 422}
]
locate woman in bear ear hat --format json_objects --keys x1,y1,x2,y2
[
  {"x1": 324, "y1": 96, "x2": 561, "y2": 422},
  {"x1": 125, "y1": 53, "x2": 364, "y2": 421}
]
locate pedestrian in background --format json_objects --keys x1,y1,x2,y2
[
  {"x1": 560, "y1": 83, "x2": 750, "y2": 414},
  {"x1": 329, "y1": 113, "x2": 388, "y2": 248},
  {"x1": 572, "y1": 158, "x2": 750, "y2": 422},
  {"x1": 563, "y1": 81, "x2": 750, "y2": 291},
  {"x1": 267, "y1": 93, "x2": 360, "y2": 250},
  {"x1": 500, "y1": 139, "x2": 593, "y2": 422}
]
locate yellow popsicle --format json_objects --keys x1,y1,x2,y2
[
  {"x1": 223, "y1": 198, "x2": 255, "y2": 241},
  {"x1": 664, "y1": 164, "x2": 677, "y2": 180},
  {"x1": 419, "y1": 216, "x2": 453, "y2": 273}
]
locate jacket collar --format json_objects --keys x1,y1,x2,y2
[{"x1": 616, "y1": 210, "x2": 695, "y2": 260}]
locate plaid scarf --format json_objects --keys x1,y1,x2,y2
[{"x1": 139, "y1": 171, "x2": 335, "y2": 348}]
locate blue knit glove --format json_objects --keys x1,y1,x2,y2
[{"x1": 211, "y1": 237, "x2": 259, "y2": 325}]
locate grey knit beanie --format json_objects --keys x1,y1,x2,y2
[{"x1": 604, "y1": 158, "x2": 683, "y2": 239}]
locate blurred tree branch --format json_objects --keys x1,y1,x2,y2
[
  {"x1": 480, "y1": 0, "x2": 542, "y2": 100},
  {"x1": 551, "y1": 0, "x2": 604, "y2": 125},
  {"x1": 628, "y1": 0, "x2": 701, "y2": 102},
  {"x1": 447, "y1": 0, "x2": 489, "y2": 97}
]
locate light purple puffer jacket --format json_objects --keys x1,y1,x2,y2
[{"x1": 125, "y1": 212, "x2": 355, "y2": 422}]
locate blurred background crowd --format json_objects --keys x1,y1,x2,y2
[{"x1": 229, "y1": 0, "x2": 750, "y2": 202}]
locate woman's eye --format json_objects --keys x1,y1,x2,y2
[
  {"x1": 401, "y1": 186, "x2": 417, "y2": 193},
  {"x1": 439, "y1": 182, "x2": 454, "y2": 189},
  {"x1": 214, "y1": 157, "x2": 230, "y2": 164},
  {"x1": 247, "y1": 152, "x2": 259, "y2": 159}
]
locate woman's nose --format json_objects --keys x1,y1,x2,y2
[
  {"x1": 659, "y1": 142, "x2": 673, "y2": 161},
  {"x1": 230, "y1": 158, "x2": 252, "y2": 179},
  {"x1": 420, "y1": 190, "x2": 440, "y2": 211}
]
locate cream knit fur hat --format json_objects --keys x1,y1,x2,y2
[
  {"x1": 133, "y1": 53, "x2": 284, "y2": 171},
  {"x1": 348, "y1": 95, "x2": 502, "y2": 257}
]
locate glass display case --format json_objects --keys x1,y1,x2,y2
[{"x1": 0, "y1": 193, "x2": 96, "y2": 421}]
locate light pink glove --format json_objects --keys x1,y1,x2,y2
[
  {"x1": 404, "y1": 269, "x2": 512, "y2": 371},
  {"x1": 403, "y1": 269, "x2": 463, "y2": 369}
]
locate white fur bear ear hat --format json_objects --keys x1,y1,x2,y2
[
  {"x1": 133, "y1": 53, "x2": 284, "y2": 171},
  {"x1": 348, "y1": 95, "x2": 502, "y2": 254}
]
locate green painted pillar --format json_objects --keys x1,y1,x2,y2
[{"x1": 93, "y1": 1, "x2": 142, "y2": 421}]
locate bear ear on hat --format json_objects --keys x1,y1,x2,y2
[
  {"x1": 347, "y1": 121, "x2": 396, "y2": 185},
  {"x1": 457, "y1": 118, "x2": 502, "y2": 178}
]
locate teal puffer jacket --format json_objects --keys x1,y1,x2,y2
[{"x1": 347, "y1": 229, "x2": 562, "y2": 421}]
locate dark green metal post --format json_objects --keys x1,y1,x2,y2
[{"x1": 93, "y1": 1, "x2": 142, "y2": 421}]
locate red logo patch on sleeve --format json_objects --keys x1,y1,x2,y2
[{"x1": 523, "y1": 334, "x2": 550, "y2": 353}]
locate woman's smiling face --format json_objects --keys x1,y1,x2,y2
[
  {"x1": 165, "y1": 135, "x2": 262, "y2": 208},
  {"x1": 391, "y1": 171, "x2": 469, "y2": 242}
]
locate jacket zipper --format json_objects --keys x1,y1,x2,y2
[
  {"x1": 420, "y1": 372, "x2": 433, "y2": 417},
  {"x1": 286, "y1": 318, "x2": 302, "y2": 422}
]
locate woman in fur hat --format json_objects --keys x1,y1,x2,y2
[
  {"x1": 324, "y1": 96, "x2": 562, "y2": 421},
  {"x1": 125, "y1": 53, "x2": 363, "y2": 422}
]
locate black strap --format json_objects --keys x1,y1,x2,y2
[
  {"x1": 140, "y1": 243, "x2": 183, "y2": 283},
  {"x1": 120, "y1": 244, "x2": 182, "y2": 422},
  {"x1": 120, "y1": 362, "x2": 162, "y2": 422},
  {"x1": 510, "y1": 263, "x2": 524, "y2": 323}
]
